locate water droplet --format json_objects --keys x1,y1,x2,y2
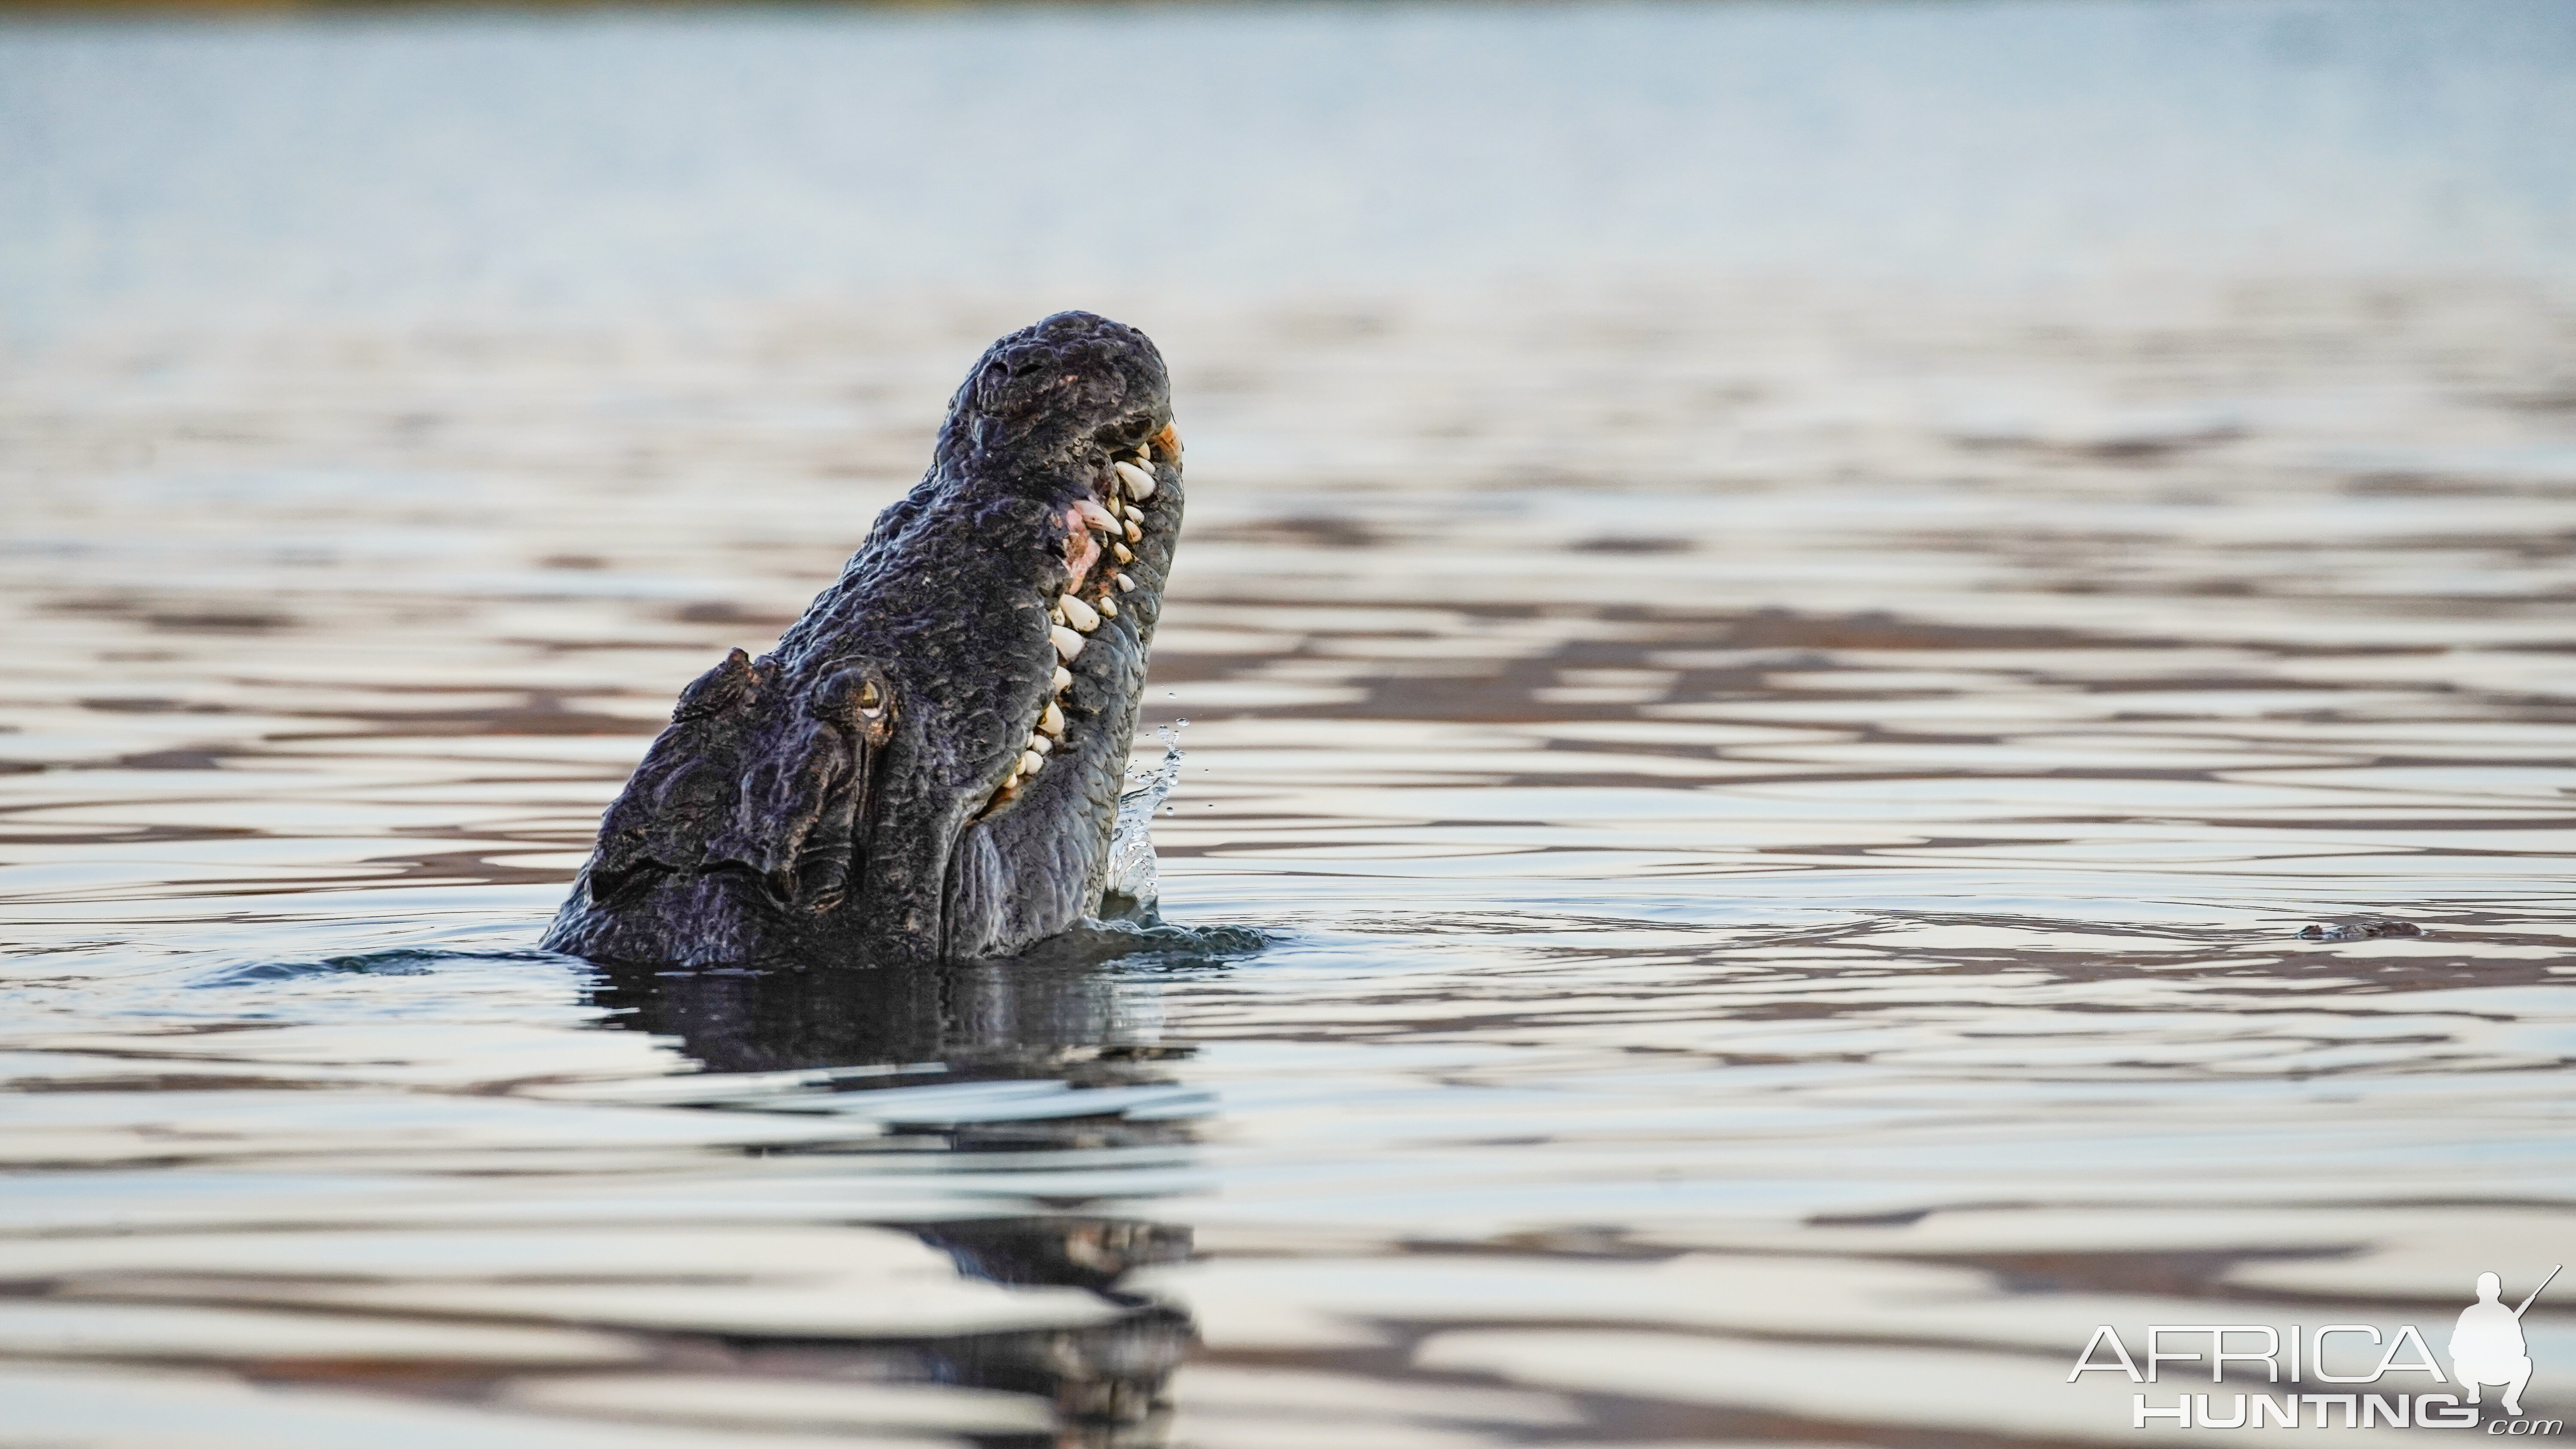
[{"x1": 1105, "y1": 721, "x2": 1188, "y2": 904}]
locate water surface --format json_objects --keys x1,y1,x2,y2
[{"x1": 4, "y1": 3, "x2": 2575, "y2": 1445}]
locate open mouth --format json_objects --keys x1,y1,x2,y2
[
  {"x1": 545, "y1": 309, "x2": 1181, "y2": 966},
  {"x1": 976, "y1": 421, "x2": 1178, "y2": 820}
]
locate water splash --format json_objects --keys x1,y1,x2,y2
[{"x1": 1104, "y1": 720, "x2": 1186, "y2": 906}]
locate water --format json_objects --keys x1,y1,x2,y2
[
  {"x1": 3, "y1": 2, "x2": 2575, "y2": 1445},
  {"x1": 1106, "y1": 724, "x2": 1188, "y2": 909}
]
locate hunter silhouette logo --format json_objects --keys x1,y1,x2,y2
[{"x1": 2455, "y1": 1266, "x2": 2558, "y2": 1418}]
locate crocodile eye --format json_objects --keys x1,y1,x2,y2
[{"x1": 807, "y1": 667, "x2": 893, "y2": 741}]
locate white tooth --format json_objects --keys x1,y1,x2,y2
[
  {"x1": 1028, "y1": 733, "x2": 1052, "y2": 755},
  {"x1": 1096, "y1": 595, "x2": 1118, "y2": 618},
  {"x1": 1052, "y1": 666, "x2": 1072, "y2": 692},
  {"x1": 1019, "y1": 749, "x2": 1045, "y2": 776},
  {"x1": 1112, "y1": 543, "x2": 1133, "y2": 564},
  {"x1": 1124, "y1": 520, "x2": 1142, "y2": 543},
  {"x1": 1114, "y1": 461, "x2": 1157, "y2": 501},
  {"x1": 1039, "y1": 700, "x2": 1065, "y2": 736},
  {"x1": 1059, "y1": 593, "x2": 1100, "y2": 632},
  {"x1": 1115, "y1": 573, "x2": 1136, "y2": 592},
  {"x1": 1051, "y1": 624, "x2": 1084, "y2": 661}
]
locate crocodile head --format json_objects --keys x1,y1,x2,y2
[{"x1": 542, "y1": 310, "x2": 1181, "y2": 966}]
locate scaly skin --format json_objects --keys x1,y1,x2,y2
[{"x1": 542, "y1": 311, "x2": 1182, "y2": 966}]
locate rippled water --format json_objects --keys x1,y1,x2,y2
[{"x1": 5, "y1": 2, "x2": 2576, "y2": 1445}]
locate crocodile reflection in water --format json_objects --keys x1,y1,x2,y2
[
  {"x1": 589, "y1": 954, "x2": 1199, "y2": 1446},
  {"x1": 550, "y1": 310, "x2": 1185, "y2": 967}
]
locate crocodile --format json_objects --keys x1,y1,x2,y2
[{"x1": 543, "y1": 311, "x2": 1182, "y2": 966}]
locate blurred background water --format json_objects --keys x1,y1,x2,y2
[{"x1": 3, "y1": 1, "x2": 2574, "y2": 1445}]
